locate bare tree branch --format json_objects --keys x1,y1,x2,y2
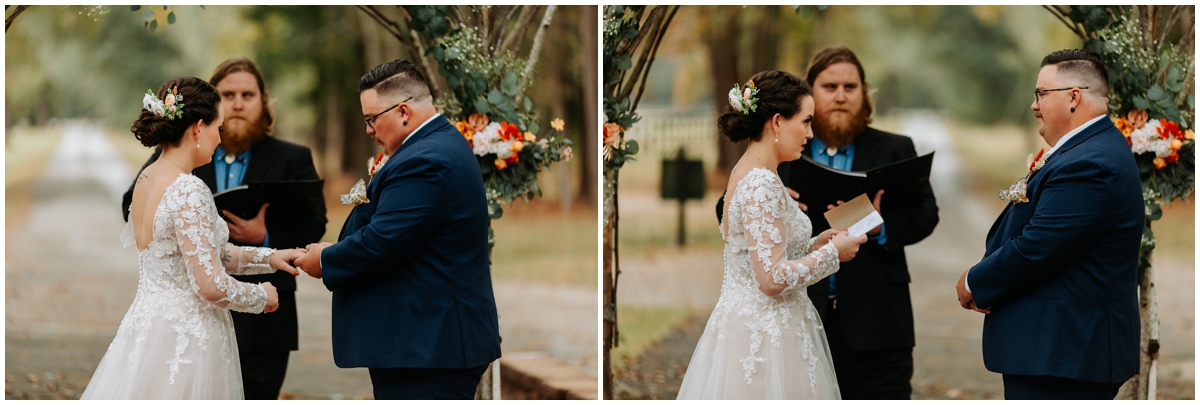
[
  {"x1": 452, "y1": 5, "x2": 471, "y2": 29},
  {"x1": 480, "y1": 6, "x2": 491, "y2": 50},
  {"x1": 1044, "y1": 5, "x2": 1087, "y2": 41},
  {"x1": 515, "y1": 5, "x2": 556, "y2": 101},
  {"x1": 499, "y1": 6, "x2": 539, "y2": 55},
  {"x1": 1176, "y1": 20, "x2": 1194, "y2": 56},
  {"x1": 409, "y1": 28, "x2": 442, "y2": 98},
  {"x1": 6, "y1": 5, "x2": 29, "y2": 32},
  {"x1": 1157, "y1": 5, "x2": 1182, "y2": 54},
  {"x1": 632, "y1": 6, "x2": 678, "y2": 112},
  {"x1": 618, "y1": 7, "x2": 666, "y2": 102}
]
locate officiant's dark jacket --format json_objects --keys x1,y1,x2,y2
[
  {"x1": 320, "y1": 115, "x2": 501, "y2": 369},
  {"x1": 786, "y1": 127, "x2": 939, "y2": 351},
  {"x1": 967, "y1": 116, "x2": 1141, "y2": 383},
  {"x1": 121, "y1": 136, "x2": 328, "y2": 352},
  {"x1": 719, "y1": 126, "x2": 939, "y2": 351}
]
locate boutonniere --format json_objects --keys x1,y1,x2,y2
[
  {"x1": 998, "y1": 148, "x2": 1047, "y2": 204},
  {"x1": 367, "y1": 152, "x2": 390, "y2": 179},
  {"x1": 340, "y1": 152, "x2": 389, "y2": 206}
]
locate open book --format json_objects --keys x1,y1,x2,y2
[
  {"x1": 212, "y1": 179, "x2": 324, "y2": 220},
  {"x1": 789, "y1": 151, "x2": 934, "y2": 213}
]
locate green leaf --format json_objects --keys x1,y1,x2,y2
[
  {"x1": 1188, "y1": 94, "x2": 1194, "y2": 110},
  {"x1": 1147, "y1": 84, "x2": 1164, "y2": 102},
  {"x1": 793, "y1": 5, "x2": 801, "y2": 15},
  {"x1": 487, "y1": 89, "x2": 505, "y2": 105},
  {"x1": 616, "y1": 55, "x2": 632, "y2": 71},
  {"x1": 523, "y1": 97, "x2": 532, "y2": 111},
  {"x1": 163, "y1": 5, "x2": 168, "y2": 10},
  {"x1": 167, "y1": 11, "x2": 176, "y2": 24},
  {"x1": 1133, "y1": 95, "x2": 1150, "y2": 110},
  {"x1": 473, "y1": 98, "x2": 490, "y2": 115},
  {"x1": 149, "y1": 19, "x2": 158, "y2": 32},
  {"x1": 528, "y1": 121, "x2": 539, "y2": 134},
  {"x1": 131, "y1": 5, "x2": 140, "y2": 11},
  {"x1": 199, "y1": 5, "x2": 204, "y2": 9},
  {"x1": 625, "y1": 139, "x2": 639, "y2": 155},
  {"x1": 817, "y1": 5, "x2": 827, "y2": 10},
  {"x1": 802, "y1": 7, "x2": 811, "y2": 18},
  {"x1": 144, "y1": 9, "x2": 155, "y2": 22}
]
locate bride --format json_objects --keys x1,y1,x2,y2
[
  {"x1": 676, "y1": 71, "x2": 867, "y2": 399},
  {"x1": 81, "y1": 77, "x2": 305, "y2": 399}
]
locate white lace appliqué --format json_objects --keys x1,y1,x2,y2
[
  {"x1": 113, "y1": 175, "x2": 275, "y2": 386},
  {"x1": 714, "y1": 168, "x2": 839, "y2": 393}
]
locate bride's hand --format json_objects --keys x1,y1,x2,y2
[
  {"x1": 831, "y1": 231, "x2": 868, "y2": 262},
  {"x1": 269, "y1": 249, "x2": 306, "y2": 276},
  {"x1": 814, "y1": 229, "x2": 838, "y2": 248},
  {"x1": 262, "y1": 282, "x2": 279, "y2": 313}
]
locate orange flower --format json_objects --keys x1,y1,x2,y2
[
  {"x1": 1153, "y1": 157, "x2": 1166, "y2": 169},
  {"x1": 455, "y1": 121, "x2": 474, "y2": 140},
  {"x1": 1127, "y1": 109, "x2": 1148, "y2": 130},
  {"x1": 494, "y1": 158, "x2": 508, "y2": 170},
  {"x1": 603, "y1": 123, "x2": 624, "y2": 146},
  {"x1": 1170, "y1": 139, "x2": 1183, "y2": 151},
  {"x1": 1187, "y1": 129, "x2": 1195, "y2": 140},
  {"x1": 524, "y1": 131, "x2": 536, "y2": 142},
  {"x1": 1158, "y1": 119, "x2": 1183, "y2": 140},
  {"x1": 1165, "y1": 150, "x2": 1179, "y2": 164},
  {"x1": 511, "y1": 140, "x2": 524, "y2": 152},
  {"x1": 469, "y1": 113, "x2": 490, "y2": 133},
  {"x1": 1028, "y1": 148, "x2": 1045, "y2": 171},
  {"x1": 550, "y1": 118, "x2": 565, "y2": 132},
  {"x1": 1112, "y1": 117, "x2": 1133, "y2": 137}
]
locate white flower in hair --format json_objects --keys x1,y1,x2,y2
[
  {"x1": 143, "y1": 93, "x2": 156, "y2": 112},
  {"x1": 728, "y1": 87, "x2": 744, "y2": 113},
  {"x1": 153, "y1": 104, "x2": 166, "y2": 117}
]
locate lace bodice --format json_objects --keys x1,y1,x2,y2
[
  {"x1": 713, "y1": 168, "x2": 839, "y2": 389},
  {"x1": 91, "y1": 174, "x2": 277, "y2": 392}
]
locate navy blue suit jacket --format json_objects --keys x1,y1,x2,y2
[
  {"x1": 967, "y1": 116, "x2": 1142, "y2": 383},
  {"x1": 321, "y1": 115, "x2": 501, "y2": 369}
]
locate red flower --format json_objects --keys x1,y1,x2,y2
[
  {"x1": 500, "y1": 122, "x2": 521, "y2": 141},
  {"x1": 1166, "y1": 150, "x2": 1179, "y2": 164},
  {"x1": 505, "y1": 154, "x2": 519, "y2": 165},
  {"x1": 1157, "y1": 119, "x2": 1182, "y2": 140}
]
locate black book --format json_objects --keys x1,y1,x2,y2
[
  {"x1": 791, "y1": 151, "x2": 934, "y2": 212},
  {"x1": 213, "y1": 179, "x2": 324, "y2": 220}
]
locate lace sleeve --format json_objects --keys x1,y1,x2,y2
[
  {"x1": 170, "y1": 178, "x2": 268, "y2": 313},
  {"x1": 741, "y1": 174, "x2": 839, "y2": 296},
  {"x1": 218, "y1": 244, "x2": 276, "y2": 276}
]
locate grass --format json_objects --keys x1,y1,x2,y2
[
  {"x1": 490, "y1": 201, "x2": 597, "y2": 288},
  {"x1": 5, "y1": 126, "x2": 63, "y2": 227},
  {"x1": 610, "y1": 305, "x2": 693, "y2": 370}
]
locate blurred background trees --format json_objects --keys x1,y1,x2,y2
[{"x1": 5, "y1": 5, "x2": 596, "y2": 207}]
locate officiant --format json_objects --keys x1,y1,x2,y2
[
  {"x1": 121, "y1": 58, "x2": 327, "y2": 400},
  {"x1": 782, "y1": 46, "x2": 939, "y2": 400}
]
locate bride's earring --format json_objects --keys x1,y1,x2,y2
[{"x1": 775, "y1": 130, "x2": 779, "y2": 143}]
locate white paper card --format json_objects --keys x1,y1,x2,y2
[{"x1": 846, "y1": 210, "x2": 883, "y2": 237}]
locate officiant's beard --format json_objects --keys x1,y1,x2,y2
[
  {"x1": 219, "y1": 116, "x2": 270, "y2": 155},
  {"x1": 813, "y1": 107, "x2": 869, "y2": 149}
]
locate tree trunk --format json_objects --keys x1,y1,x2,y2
[
  {"x1": 602, "y1": 207, "x2": 615, "y2": 399},
  {"x1": 579, "y1": 5, "x2": 599, "y2": 207},
  {"x1": 706, "y1": 7, "x2": 745, "y2": 175},
  {"x1": 1125, "y1": 260, "x2": 1161, "y2": 399}
]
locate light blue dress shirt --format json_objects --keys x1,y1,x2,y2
[{"x1": 214, "y1": 145, "x2": 269, "y2": 247}]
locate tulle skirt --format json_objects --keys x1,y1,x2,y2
[
  {"x1": 80, "y1": 292, "x2": 244, "y2": 399},
  {"x1": 677, "y1": 299, "x2": 841, "y2": 400}
]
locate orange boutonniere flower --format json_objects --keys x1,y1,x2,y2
[{"x1": 1028, "y1": 148, "x2": 1046, "y2": 173}]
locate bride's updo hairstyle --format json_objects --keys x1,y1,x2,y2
[
  {"x1": 717, "y1": 70, "x2": 812, "y2": 143},
  {"x1": 131, "y1": 77, "x2": 221, "y2": 148}
]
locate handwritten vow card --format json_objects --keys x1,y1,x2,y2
[{"x1": 824, "y1": 194, "x2": 884, "y2": 237}]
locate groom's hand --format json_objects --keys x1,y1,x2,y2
[
  {"x1": 956, "y1": 269, "x2": 990, "y2": 314},
  {"x1": 223, "y1": 203, "x2": 269, "y2": 245},
  {"x1": 294, "y1": 242, "x2": 332, "y2": 279}
]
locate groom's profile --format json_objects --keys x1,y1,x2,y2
[
  {"x1": 957, "y1": 49, "x2": 1142, "y2": 399},
  {"x1": 292, "y1": 59, "x2": 501, "y2": 400}
]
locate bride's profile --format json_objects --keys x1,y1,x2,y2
[
  {"x1": 676, "y1": 70, "x2": 867, "y2": 400},
  {"x1": 81, "y1": 77, "x2": 305, "y2": 399}
]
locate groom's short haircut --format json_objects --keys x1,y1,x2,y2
[
  {"x1": 358, "y1": 59, "x2": 432, "y2": 102},
  {"x1": 1041, "y1": 49, "x2": 1109, "y2": 100},
  {"x1": 806, "y1": 45, "x2": 874, "y2": 121}
]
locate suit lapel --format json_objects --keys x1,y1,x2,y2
[{"x1": 243, "y1": 137, "x2": 279, "y2": 183}]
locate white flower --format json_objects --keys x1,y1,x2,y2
[
  {"x1": 493, "y1": 139, "x2": 514, "y2": 159},
  {"x1": 152, "y1": 104, "x2": 166, "y2": 117},
  {"x1": 1130, "y1": 122, "x2": 1156, "y2": 154},
  {"x1": 473, "y1": 122, "x2": 502, "y2": 157},
  {"x1": 1153, "y1": 139, "x2": 1173, "y2": 158},
  {"x1": 728, "y1": 87, "x2": 743, "y2": 113},
  {"x1": 143, "y1": 93, "x2": 156, "y2": 111}
]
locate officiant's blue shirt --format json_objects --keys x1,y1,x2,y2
[
  {"x1": 214, "y1": 145, "x2": 269, "y2": 247},
  {"x1": 809, "y1": 137, "x2": 888, "y2": 297}
]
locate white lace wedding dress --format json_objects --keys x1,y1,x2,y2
[
  {"x1": 677, "y1": 168, "x2": 842, "y2": 399},
  {"x1": 81, "y1": 174, "x2": 277, "y2": 399}
]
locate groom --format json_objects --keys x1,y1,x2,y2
[
  {"x1": 293, "y1": 60, "x2": 501, "y2": 399},
  {"x1": 956, "y1": 49, "x2": 1142, "y2": 399}
]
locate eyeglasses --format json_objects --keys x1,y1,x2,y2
[
  {"x1": 1034, "y1": 87, "x2": 1088, "y2": 104},
  {"x1": 363, "y1": 96, "x2": 413, "y2": 129}
]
